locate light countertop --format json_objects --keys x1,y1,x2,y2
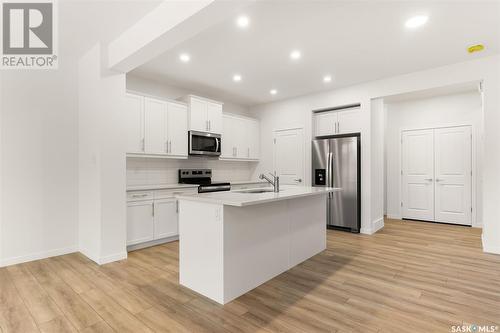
[
  {"x1": 126, "y1": 180, "x2": 269, "y2": 192},
  {"x1": 176, "y1": 186, "x2": 340, "y2": 207}
]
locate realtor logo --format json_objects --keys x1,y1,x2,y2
[{"x1": 1, "y1": 0, "x2": 58, "y2": 69}]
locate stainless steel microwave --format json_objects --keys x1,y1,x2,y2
[{"x1": 189, "y1": 131, "x2": 221, "y2": 156}]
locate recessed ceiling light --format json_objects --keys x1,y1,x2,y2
[
  {"x1": 233, "y1": 74, "x2": 242, "y2": 82},
  {"x1": 270, "y1": 89, "x2": 277, "y2": 95},
  {"x1": 179, "y1": 53, "x2": 190, "y2": 63},
  {"x1": 323, "y1": 75, "x2": 332, "y2": 83},
  {"x1": 290, "y1": 50, "x2": 301, "y2": 60},
  {"x1": 236, "y1": 16, "x2": 249, "y2": 28},
  {"x1": 405, "y1": 15, "x2": 428, "y2": 29}
]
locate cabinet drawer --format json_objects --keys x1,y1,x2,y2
[
  {"x1": 154, "y1": 189, "x2": 196, "y2": 200},
  {"x1": 127, "y1": 191, "x2": 154, "y2": 201}
]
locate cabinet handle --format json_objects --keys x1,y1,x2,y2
[
  {"x1": 131, "y1": 193, "x2": 148, "y2": 198},
  {"x1": 176, "y1": 200, "x2": 179, "y2": 213},
  {"x1": 338, "y1": 122, "x2": 340, "y2": 133},
  {"x1": 169, "y1": 141, "x2": 172, "y2": 154},
  {"x1": 209, "y1": 120, "x2": 211, "y2": 132},
  {"x1": 152, "y1": 203, "x2": 155, "y2": 217},
  {"x1": 248, "y1": 147, "x2": 250, "y2": 158},
  {"x1": 142, "y1": 138, "x2": 145, "y2": 151}
]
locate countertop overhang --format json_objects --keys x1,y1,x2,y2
[{"x1": 176, "y1": 186, "x2": 340, "y2": 207}]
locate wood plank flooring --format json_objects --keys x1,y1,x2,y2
[{"x1": 1, "y1": 218, "x2": 499, "y2": 332}]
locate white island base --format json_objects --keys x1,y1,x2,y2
[{"x1": 178, "y1": 191, "x2": 329, "y2": 304}]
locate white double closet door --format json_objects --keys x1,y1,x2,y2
[{"x1": 401, "y1": 126, "x2": 472, "y2": 226}]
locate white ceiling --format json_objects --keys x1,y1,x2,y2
[
  {"x1": 59, "y1": 0, "x2": 162, "y2": 59},
  {"x1": 130, "y1": 1, "x2": 500, "y2": 106}
]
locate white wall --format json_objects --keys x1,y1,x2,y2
[
  {"x1": 0, "y1": 60, "x2": 79, "y2": 267},
  {"x1": 126, "y1": 74, "x2": 251, "y2": 117},
  {"x1": 78, "y1": 44, "x2": 128, "y2": 265},
  {"x1": 370, "y1": 98, "x2": 385, "y2": 233},
  {"x1": 250, "y1": 55, "x2": 500, "y2": 251},
  {"x1": 384, "y1": 91, "x2": 483, "y2": 226}
]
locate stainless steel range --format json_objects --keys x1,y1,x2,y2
[{"x1": 178, "y1": 169, "x2": 231, "y2": 193}]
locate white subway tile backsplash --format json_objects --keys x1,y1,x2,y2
[{"x1": 126, "y1": 157, "x2": 258, "y2": 186}]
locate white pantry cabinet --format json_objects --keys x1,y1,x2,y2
[
  {"x1": 125, "y1": 92, "x2": 188, "y2": 158},
  {"x1": 182, "y1": 95, "x2": 223, "y2": 134},
  {"x1": 314, "y1": 107, "x2": 361, "y2": 137},
  {"x1": 221, "y1": 114, "x2": 260, "y2": 160}
]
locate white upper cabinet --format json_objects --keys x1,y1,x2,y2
[
  {"x1": 207, "y1": 102, "x2": 223, "y2": 134},
  {"x1": 183, "y1": 95, "x2": 223, "y2": 134},
  {"x1": 124, "y1": 93, "x2": 145, "y2": 153},
  {"x1": 221, "y1": 114, "x2": 260, "y2": 160},
  {"x1": 189, "y1": 97, "x2": 208, "y2": 132},
  {"x1": 315, "y1": 111, "x2": 337, "y2": 137},
  {"x1": 248, "y1": 119, "x2": 260, "y2": 159},
  {"x1": 314, "y1": 107, "x2": 361, "y2": 137},
  {"x1": 144, "y1": 97, "x2": 167, "y2": 154},
  {"x1": 166, "y1": 103, "x2": 188, "y2": 157},
  {"x1": 337, "y1": 108, "x2": 362, "y2": 135},
  {"x1": 124, "y1": 92, "x2": 188, "y2": 158}
]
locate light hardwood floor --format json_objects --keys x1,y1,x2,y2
[{"x1": 1, "y1": 219, "x2": 499, "y2": 333}]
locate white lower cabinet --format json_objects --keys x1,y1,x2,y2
[
  {"x1": 154, "y1": 199, "x2": 178, "y2": 239},
  {"x1": 127, "y1": 201, "x2": 154, "y2": 246},
  {"x1": 126, "y1": 188, "x2": 196, "y2": 249}
]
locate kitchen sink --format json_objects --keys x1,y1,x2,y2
[{"x1": 238, "y1": 188, "x2": 276, "y2": 194}]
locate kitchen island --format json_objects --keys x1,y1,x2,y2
[{"x1": 176, "y1": 186, "x2": 339, "y2": 304}]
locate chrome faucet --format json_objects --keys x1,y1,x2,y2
[{"x1": 259, "y1": 172, "x2": 280, "y2": 192}]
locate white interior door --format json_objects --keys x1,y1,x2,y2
[
  {"x1": 402, "y1": 129, "x2": 435, "y2": 221},
  {"x1": 273, "y1": 128, "x2": 304, "y2": 185},
  {"x1": 434, "y1": 126, "x2": 472, "y2": 225}
]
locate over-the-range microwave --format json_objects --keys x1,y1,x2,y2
[{"x1": 189, "y1": 131, "x2": 221, "y2": 156}]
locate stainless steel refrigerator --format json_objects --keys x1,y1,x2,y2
[{"x1": 312, "y1": 135, "x2": 361, "y2": 232}]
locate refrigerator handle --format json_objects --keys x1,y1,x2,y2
[
  {"x1": 326, "y1": 152, "x2": 331, "y2": 189},
  {"x1": 328, "y1": 152, "x2": 334, "y2": 188}
]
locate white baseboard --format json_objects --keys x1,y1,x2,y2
[
  {"x1": 79, "y1": 247, "x2": 100, "y2": 265},
  {"x1": 482, "y1": 234, "x2": 500, "y2": 255},
  {"x1": 372, "y1": 218, "x2": 384, "y2": 233},
  {"x1": 386, "y1": 214, "x2": 401, "y2": 220},
  {"x1": 0, "y1": 246, "x2": 77, "y2": 268},
  {"x1": 127, "y1": 236, "x2": 178, "y2": 252},
  {"x1": 360, "y1": 217, "x2": 385, "y2": 235},
  {"x1": 98, "y1": 252, "x2": 127, "y2": 265}
]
